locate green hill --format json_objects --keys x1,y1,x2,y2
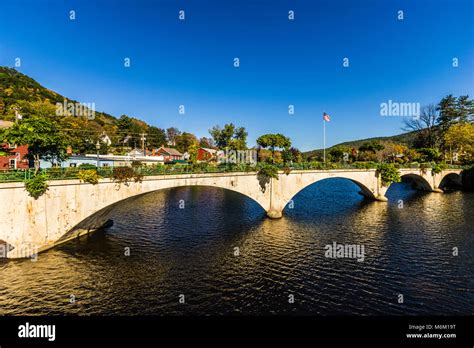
[
  {"x1": 0, "y1": 67, "x2": 117, "y2": 123},
  {"x1": 0, "y1": 66, "x2": 163, "y2": 153}
]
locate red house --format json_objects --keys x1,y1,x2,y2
[
  {"x1": 0, "y1": 143, "x2": 30, "y2": 169},
  {"x1": 197, "y1": 147, "x2": 218, "y2": 162},
  {"x1": 154, "y1": 146, "x2": 183, "y2": 162},
  {"x1": 0, "y1": 119, "x2": 30, "y2": 169}
]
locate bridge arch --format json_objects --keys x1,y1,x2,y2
[
  {"x1": 438, "y1": 172, "x2": 462, "y2": 190},
  {"x1": 56, "y1": 184, "x2": 268, "y2": 245},
  {"x1": 55, "y1": 179, "x2": 267, "y2": 245},
  {"x1": 0, "y1": 173, "x2": 270, "y2": 258},
  {"x1": 399, "y1": 173, "x2": 433, "y2": 191},
  {"x1": 290, "y1": 176, "x2": 376, "y2": 201},
  {"x1": 273, "y1": 173, "x2": 379, "y2": 218}
]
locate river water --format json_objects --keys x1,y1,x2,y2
[{"x1": 0, "y1": 179, "x2": 473, "y2": 315}]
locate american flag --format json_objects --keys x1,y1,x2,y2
[{"x1": 323, "y1": 112, "x2": 330, "y2": 122}]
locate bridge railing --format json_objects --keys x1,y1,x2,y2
[
  {"x1": 0, "y1": 162, "x2": 463, "y2": 183},
  {"x1": 0, "y1": 165, "x2": 256, "y2": 183}
]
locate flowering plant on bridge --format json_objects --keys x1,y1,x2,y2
[
  {"x1": 377, "y1": 163, "x2": 401, "y2": 187},
  {"x1": 77, "y1": 169, "x2": 101, "y2": 185}
]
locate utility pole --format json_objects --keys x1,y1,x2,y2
[{"x1": 141, "y1": 133, "x2": 147, "y2": 156}]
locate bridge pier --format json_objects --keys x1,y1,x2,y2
[
  {"x1": 266, "y1": 209, "x2": 283, "y2": 219},
  {"x1": 375, "y1": 195, "x2": 388, "y2": 202}
]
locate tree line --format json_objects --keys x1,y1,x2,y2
[{"x1": 315, "y1": 94, "x2": 473, "y2": 165}]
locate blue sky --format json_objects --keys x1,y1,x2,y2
[{"x1": 0, "y1": 0, "x2": 473, "y2": 150}]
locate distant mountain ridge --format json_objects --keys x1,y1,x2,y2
[{"x1": 303, "y1": 131, "x2": 418, "y2": 158}]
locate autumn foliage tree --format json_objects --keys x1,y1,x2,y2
[
  {"x1": 444, "y1": 123, "x2": 474, "y2": 163},
  {"x1": 256, "y1": 134, "x2": 291, "y2": 163}
]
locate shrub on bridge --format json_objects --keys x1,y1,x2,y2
[
  {"x1": 244, "y1": 163, "x2": 257, "y2": 172},
  {"x1": 432, "y1": 162, "x2": 448, "y2": 175},
  {"x1": 377, "y1": 163, "x2": 401, "y2": 187},
  {"x1": 24, "y1": 175, "x2": 49, "y2": 199},
  {"x1": 257, "y1": 164, "x2": 279, "y2": 192},
  {"x1": 77, "y1": 169, "x2": 101, "y2": 185},
  {"x1": 324, "y1": 162, "x2": 339, "y2": 169},
  {"x1": 420, "y1": 162, "x2": 431, "y2": 174},
  {"x1": 78, "y1": 163, "x2": 97, "y2": 170},
  {"x1": 352, "y1": 161, "x2": 377, "y2": 169},
  {"x1": 308, "y1": 161, "x2": 324, "y2": 169},
  {"x1": 46, "y1": 167, "x2": 64, "y2": 179},
  {"x1": 190, "y1": 162, "x2": 209, "y2": 173},
  {"x1": 131, "y1": 160, "x2": 143, "y2": 168},
  {"x1": 222, "y1": 163, "x2": 239, "y2": 172}
]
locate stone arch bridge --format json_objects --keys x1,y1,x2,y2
[{"x1": 0, "y1": 168, "x2": 461, "y2": 258}]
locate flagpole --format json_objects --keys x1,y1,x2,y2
[{"x1": 323, "y1": 118, "x2": 326, "y2": 163}]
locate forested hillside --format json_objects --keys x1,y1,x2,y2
[
  {"x1": 303, "y1": 131, "x2": 419, "y2": 159},
  {"x1": 0, "y1": 67, "x2": 166, "y2": 154}
]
